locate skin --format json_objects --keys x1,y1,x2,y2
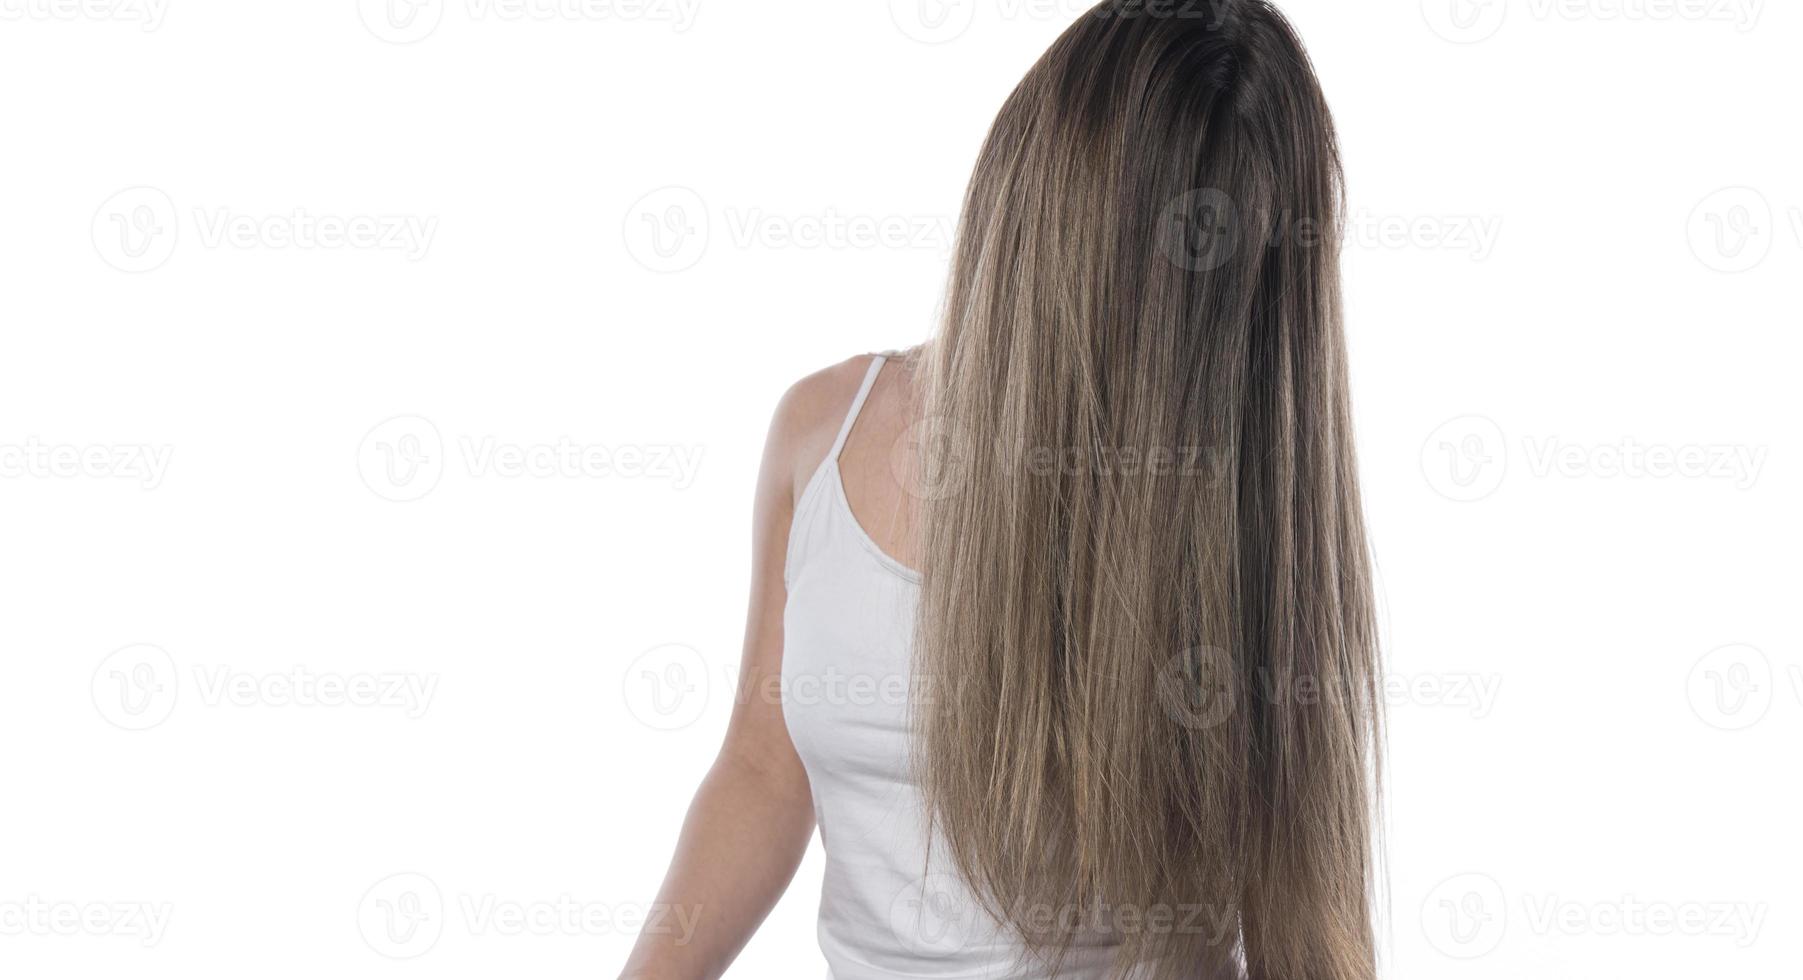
[{"x1": 620, "y1": 354, "x2": 920, "y2": 979}]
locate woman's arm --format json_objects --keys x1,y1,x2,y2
[{"x1": 619, "y1": 371, "x2": 851, "y2": 979}]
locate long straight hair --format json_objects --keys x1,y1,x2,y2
[{"x1": 912, "y1": 2, "x2": 1381, "y2": 977}]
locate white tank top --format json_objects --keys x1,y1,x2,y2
[{"x1": 782, "y1": 355, "x2": 1129, "y2": 980}]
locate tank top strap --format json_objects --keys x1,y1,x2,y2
[{"x1": 827, "y1": 354, "x2": 887, "y2": 461}]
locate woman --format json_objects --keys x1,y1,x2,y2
[{"x1": 622, "y1": 1, "x2": 1381, "y2": 977}]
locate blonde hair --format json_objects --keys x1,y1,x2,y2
[{"x1": 912, "y1": 2, "x2": 1381, "y2": 977}]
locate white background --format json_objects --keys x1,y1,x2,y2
[{"x1": 1, "y1": 0, "x2": 1798, "y2": 977}]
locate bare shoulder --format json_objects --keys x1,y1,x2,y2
[{"x1": 766, "y1": 354, "x2": 882, "y2": 502}]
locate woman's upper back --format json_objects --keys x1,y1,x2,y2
[
  {"x1": 783, "y1": 351, "x2": 923, "y2": 575},
  {"x1": 780, "y1": 352, "x2": 1135, "y2": 979}
]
